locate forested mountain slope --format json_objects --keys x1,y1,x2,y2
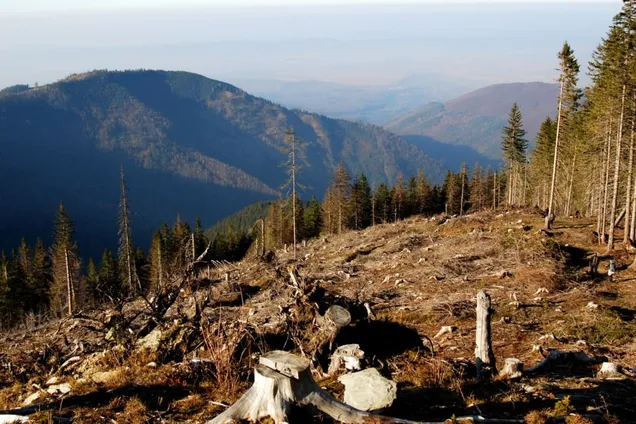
[
  {"x1": 385, "y1": 82, "x2": 559, "y2": 158},
  {"x1": 0, "y1": 70, "x2": 442, "y2": 257}
]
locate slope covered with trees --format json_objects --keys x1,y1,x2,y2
[{"x1": 0, "y1": 70, "x2": 443, "y2": 258}]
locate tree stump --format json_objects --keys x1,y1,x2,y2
[
  {"x1": 544, "y1": 213, "x2": 555, "y2": 230},
  {"x1": 207, "y1": 351, "x2": 424, "y2": 424},
  {"x1": 475, "y1": 290, "x2": 497, "y2": 379}
]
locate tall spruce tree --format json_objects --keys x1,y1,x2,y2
[
  {"x1": 547, "y1": 42, "x2": 580, "y2": 228},
  {"x1": 501, "y1": 103, "x2": 528, "y2": 206}
]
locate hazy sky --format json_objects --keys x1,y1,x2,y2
[{"x1": 0, "y1": 1, "x2": 621, "y2": 91}]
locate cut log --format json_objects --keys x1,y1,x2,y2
[
  {"x1": 597, "y1": 362, "x2": 624, "y2": 380},
  {"x1": 499, "y1": 358, "x2": 523, "y2": 379},
  {"x1": 527, "y1": 350, "x2": 606, "y2": 374},
  {"x1": 328, "y1": 344, "x2": 364, "y2": 375},
  {"x1": 475, "y1": 290, "x2": 497, "y2": 379},
  {"x1": 325, "y1": 305, "x2": 351, "y2": 328},
  {"x1": 433, "y1": 326, "x2": 456, "y2": 339}
]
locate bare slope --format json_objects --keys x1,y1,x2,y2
[
  {"x1": 1, "y1": 210, "x2": 635, "y2": 423},
  {"x1": 385, "y1": 82, "x2": 559, "y2": 159}
]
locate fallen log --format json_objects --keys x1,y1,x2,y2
[{"x1": 207, "y1": 351, "x2": 523, "y2": 424}]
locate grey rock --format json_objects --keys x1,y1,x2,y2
[{"x1": 337, "y1": 368, "x2": 397, "y2": 411}]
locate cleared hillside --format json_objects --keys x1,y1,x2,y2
[
  {"x1": 385, "y1": 82, "x2": 559, "y2": 159},
  {"x1": 1, "y1": 210, "x2": 634, "y2": 423}
]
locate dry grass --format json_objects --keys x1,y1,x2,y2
[
  {"x1": 119, "y1": 397, "x2": 149, "y2": 424},
  {"x1": 0, "y1": 383, "x2": 23, "y2": 410}
]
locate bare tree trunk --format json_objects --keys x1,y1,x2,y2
[
  {"x1": 625, "y1": 111, "x2": 635, "y2": 244},
  {"x1": 547, "y1": 78, "x2": 566, "y2": 226},
  {"x1": 601, "y1": 118, "x2": 613, "y2": 244},
  {"x1": 475, "y1": 290, "x2": 496, "y2": 380},
  {"x1": 631, "y1": 177, "x2": 636, "y2": 241},
  {"x1": 565, "y1": 152, "x2": 577, "y2": 217},
  {"x1": 292, "y1": 142, "x2": 297, "y2": 259},
  {"x1": 608, "y1": 84, "x2": 627, "y2": 251},
  {"x1": 65, "y1": 248, "x2": 73, "y2": 316},
  {"x1": 460, "y1": 170, "x2": 465, "y2": 215},
  {"x1": 371, "y1": 194, "x2": 375, "y2": 226},
  {"x1": 158, "y1": 243, "x2": 163, "y2": 290},
  {"x1": 493, "y1": 172, "x2": 497, "y2": 210}
]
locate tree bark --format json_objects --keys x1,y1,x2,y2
[
  {"x1": 608, "y1": 84, "x2": 627, "y2": 250},
  {"x1": 475, "y1": 290, "x2": 496, "y2": 380},
  {"x1": 65, "y1": 248, "x2": 73, "y2": 316},
  {"x1": 600, "y1": 117, "x2": 614, "y2": 244},
  {"x1": 547, "y1": 78, "x2": 565, "y2": 225},
  {"x1": 625, "y1": 108, "x2": 635, "y2": 244}
]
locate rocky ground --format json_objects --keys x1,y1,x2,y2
[{"x1": 1, "y1": 209, "x2": 635, "y2": 423}]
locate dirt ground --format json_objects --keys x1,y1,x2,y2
[{"x1": 1, "y1": 209, "x2": 635, "y2": 423}]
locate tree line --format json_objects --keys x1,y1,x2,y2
[
  {"x1": 500, "y1": 2, "x2": 636, "y2": 262},
  {"x1": 0, "y1": 168, "x2": 212, "y2": 329}
]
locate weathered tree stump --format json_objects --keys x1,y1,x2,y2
[
  {"x1": 475, "y1": 290, "x2": 496, "y2": 380},
  {"x1": 207, "y1": 351, "x2": 423, "y2": 424},
  {"x1": 545, "y1": 213, "x2": 555, "y2": 230},
  {"x1": 589, "y1": 253, "x2": 599, "y2": 275}
]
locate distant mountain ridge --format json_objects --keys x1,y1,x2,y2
[
  {"x1": 0, "y1": 70, "x2": 443, "y2": 258},
  {"x1": 384, "y1": 82, "x2": 559, "y2": 159},
  {"x1": 230, "y1": 73, "x2": 479, "y2": 125}
]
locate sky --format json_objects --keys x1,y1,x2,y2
[{"x1": 0, "y1": 1, "x2": 622, "y2": 92}]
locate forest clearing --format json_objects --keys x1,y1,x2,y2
[{"x1": 1, "y1": 208, "x2": 635, "y2": 424}]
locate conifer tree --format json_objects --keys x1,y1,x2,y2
[
  {"x1": 501, "y1": 103, "x2": 528, "y2": 206},
  {"x1": 547, "y1": 42, "x2": 580, "y2": 228},
  {"x1": 392, "y1": 175, "x2": 407, "y2": 221},
  {"x1": 99, "y1": 249, "x2": 120, "y2": 302},
  {"x1": 304, "y1": 196, "x2": 323, "y2": 239},
  {"x1": 406, "y1": 176, "x2": 418, "y2": 217},
  {"x1": 86, "y1": 258, "x2": 99, "y2": 306},
  {"x1": 50, "y1": 203, "x2": 81, "y2": 316},
  {"x1": 374, "y1": 183, "x2": 391, "y2": 224},
  {"x1": 529, "y1": 117, "x2": 557, "y2": 209},
  {"x1": 329, "y1": 163, "x2": 351, "y2": 234},
  {"x1": 149, "y1": 229, "x2": 166, "y2": 294},
  {"x1": 31, "y1": 238, "x2": 50, "y2": 316},
  {"x1": 349, "y1": 173, "x2": 372, "y2": 230},
  {"x1": 416, "y1": 171, "x2": 431, "y2": 214}
]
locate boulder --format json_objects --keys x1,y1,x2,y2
[{"x1": 337, "y1": 368, "x2": 397, "y2": 411}]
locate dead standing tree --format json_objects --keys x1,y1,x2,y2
[{"x1": 475, "y1": 290, "x2": 497, "y2": 379}]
